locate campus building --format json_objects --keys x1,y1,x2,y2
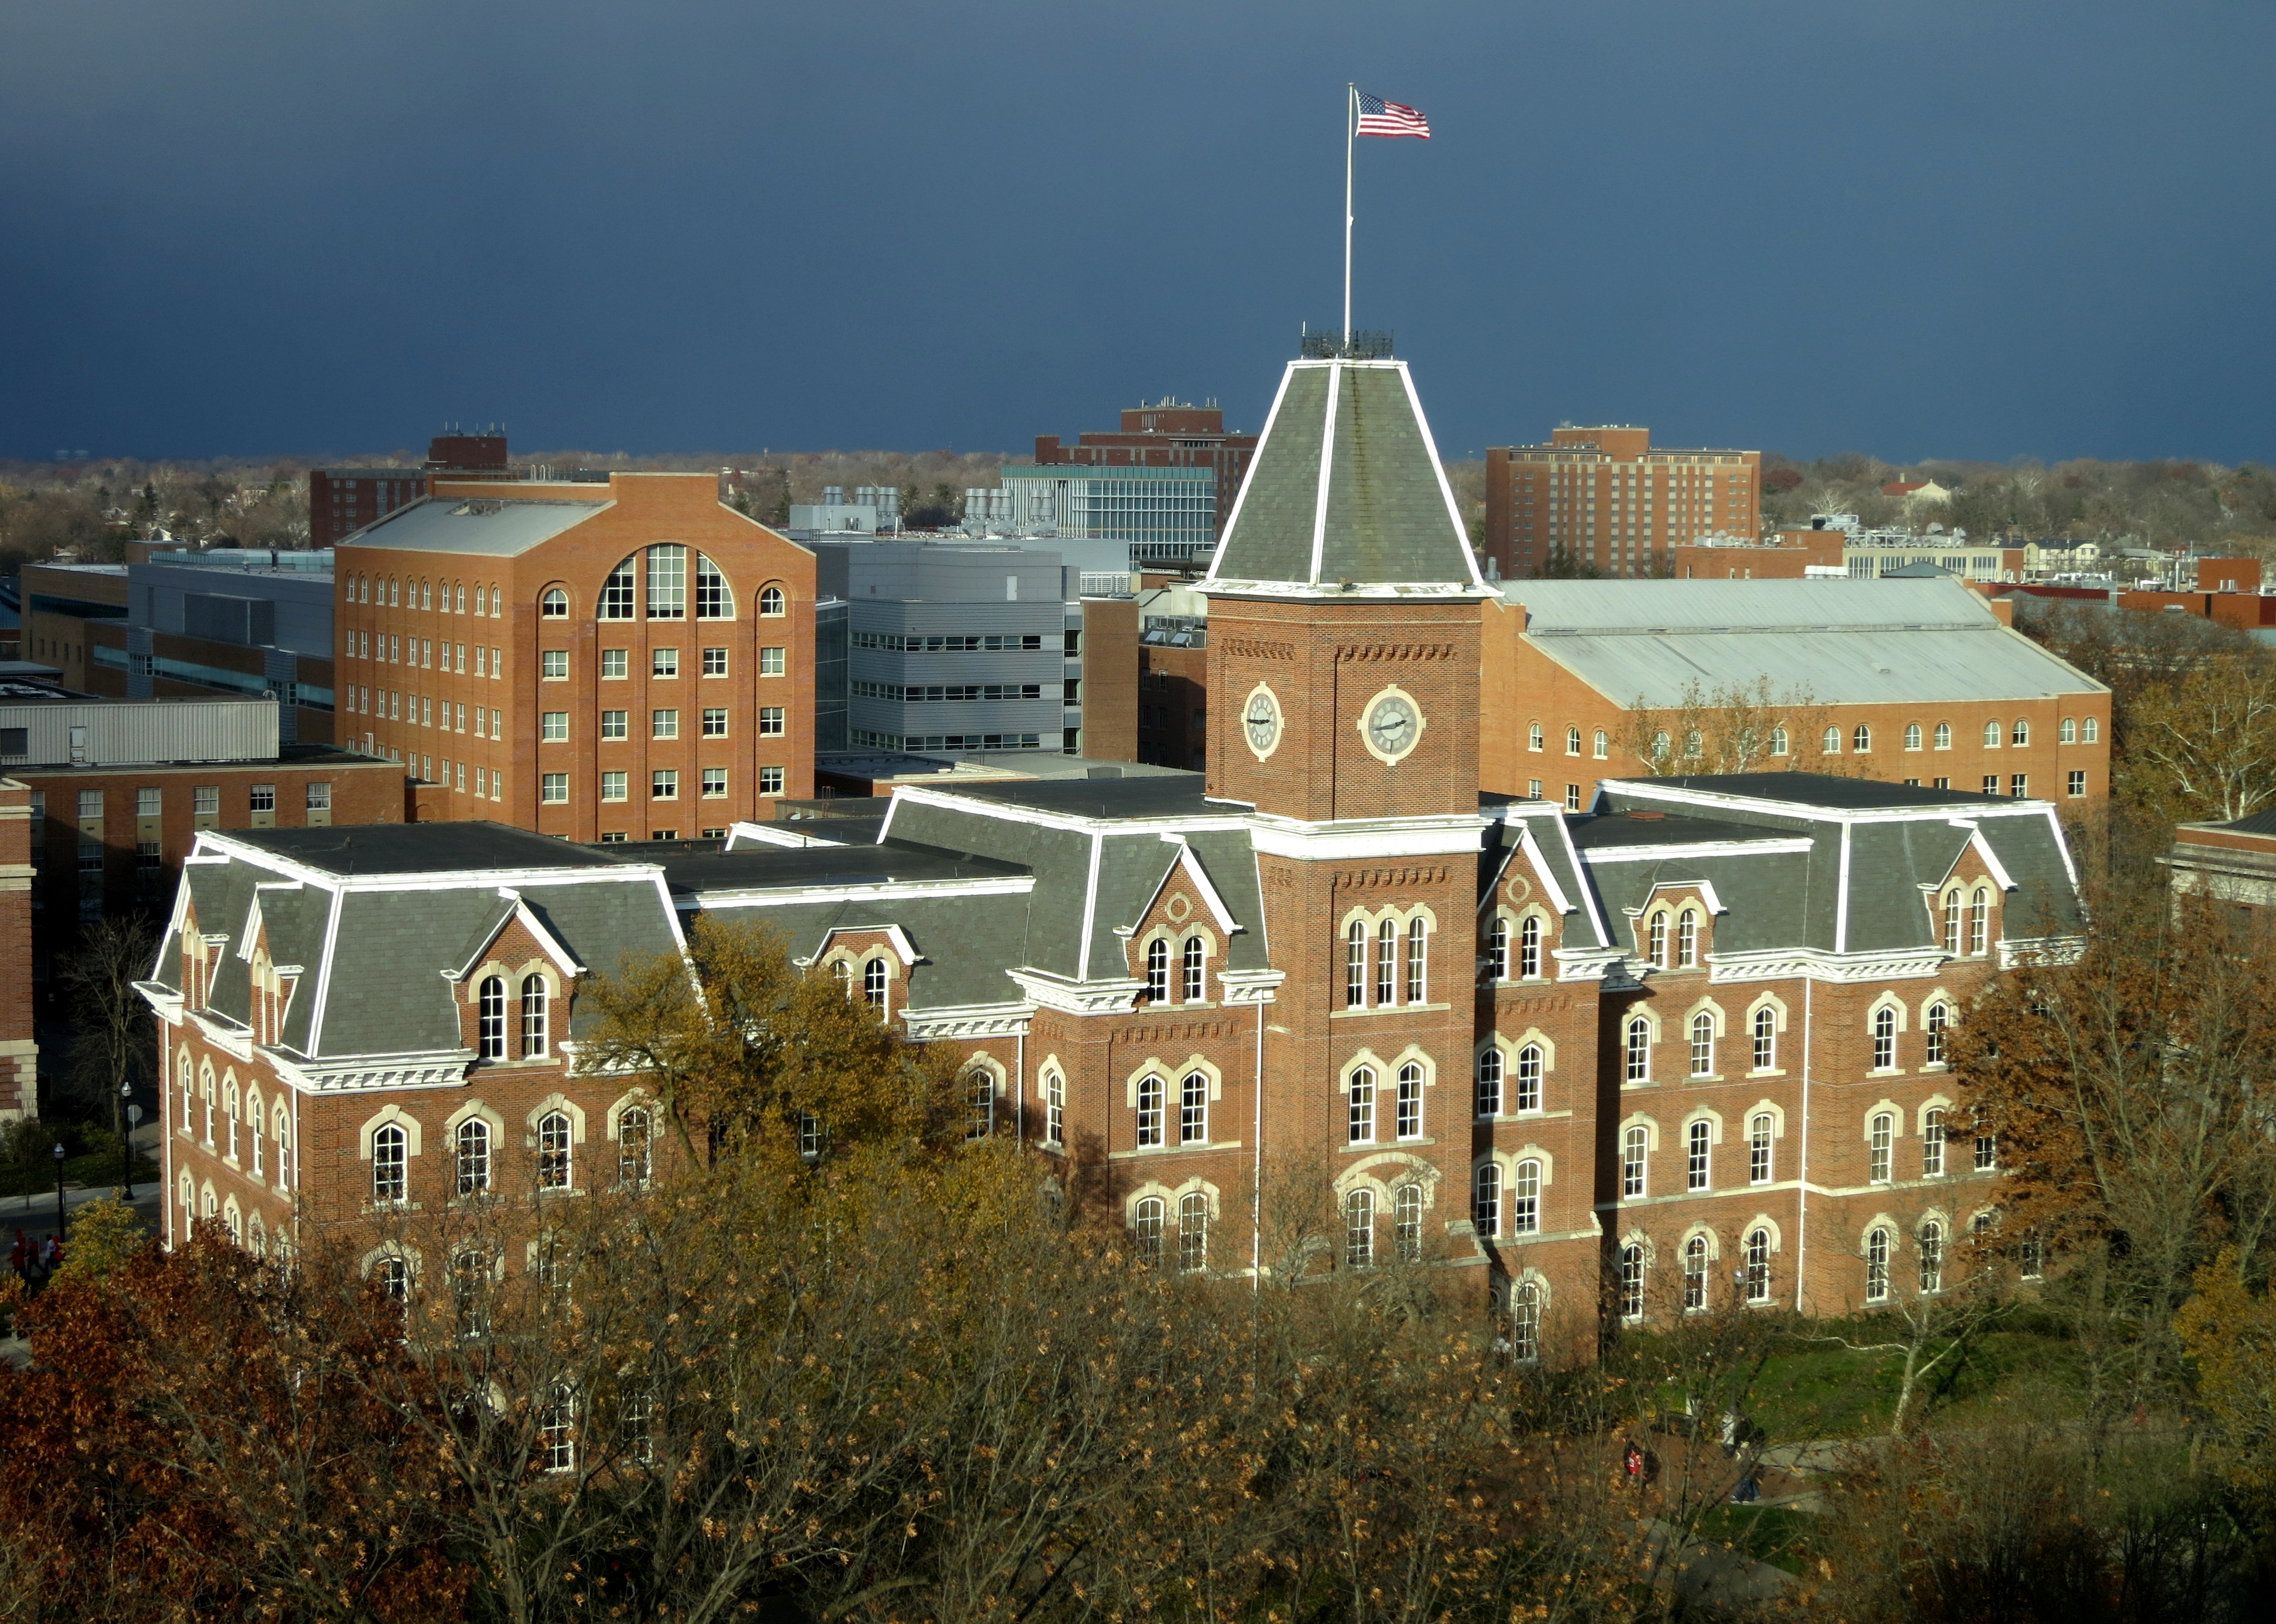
[
  {"x1": 1030, "y1": 398, "x2": 1259, "y2": 559},
  {"x1": 144, "y1": 350, "x2": 2079, "y2": 1351},
  {"x1": 1481, "y1": 426, "x2": 1763, "y2": 580}
]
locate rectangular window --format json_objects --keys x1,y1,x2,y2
[
  {"x1": 1982, "y1": 774, "x2": 2000, "y2": 795},
  {"x1": 695, "y1": 555, "x2": 730, "y2": 618},
  {"x1": 599, "y1": 559, "x2": 635, "y2": 619},
  {"x1": 701, "y1": 768, "x2": 727, "y2": 798},
  {"x1": 702, "y1": 647, "x2": 728, "y2": 676},
  {"x1": 195, "y1": 786, "x2": 219, "y2": 815},
  {"x1": 136, "y1": 788, "x2": 162, "y2": 816},
  {"x1": 78, "y1": 789, "x2": 105, "y2": 818},
  {"x1": 651, "y1": 769, "x2": 678, "y2": 800},
  {"x1": 702, "y1": 708, "x2": 728, "y2": 738},
  {"x1": 541, "y1": 712, "x2": 568, "y2": 742},
  {"x1": 647, "y1": 545, "x2": 687, "y2": 619},
  {"x1": 1565, "y1": 783, "x2": 1581, "y2": 811},
  {"x1": 2068, "y1": 770, "x2": 2085, "y2": 797},
  {"x1": 305, "y1": 782, "x2": 331, "y2": 811},
  {"x1": 651, "y1": 648, "x2": 679, "y2": 678},
  {"x1": 601, "y1": 771, "x2": 628, "y2": 802},
  {"x1": 475, "y1": 646, "x2": 487, "y2": 676},
  {"x1": 759, "y1": 646, "x2": 785, "y2": 676},
  {"x1": 651, "y1": 709, "x2": 679, "y2": 739},
  {"x1": 2010, "y1": 773, "x2": 2027, "y2": 798},
  {"x1": 759, "y1": 707, "x2": 785, "y2": 736},
  {"x1": 542, "y1": 773, "x2": 568, "y2": 803},
  {"x1": 249, "y1": 784, "x2": 276, "y2": 813},
  {"x1": 420, "y1": 639, "x2": 431, "y2": 668},
  {"x1": 601, "y1": 649, "x2": 627, "y2": 679},
  {"x1": 759, "y1": 766, "x2": 785, "y2": 795},
  {"x1": 542, "y1": 650, "x2": 568, "y2": 680},
  {"x1": 599, "y1": 831, "x2": 627, "y2": 843},
  {"x1": 601, "y1": 711, "x2": 628, "y2": 740}
]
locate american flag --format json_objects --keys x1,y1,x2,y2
[{"x1": 1355, "y1": 92, "x2": 1430, "y2": 139}]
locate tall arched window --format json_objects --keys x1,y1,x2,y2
[
  {"x1": 1473, "y1": 1162, "x2": 1501, "y2": 1237},
  {"x1": 1853, "y1": 724, "x2": 1871, "y2": 752},
  {"x1": 1132, "y1": 1196, "x2": 1164, "y2": 1266},
  {"x1": 2011, "y1": 718, "x2": 2029, "y2": 746},
  {"x1": 1618, "y1": 1243, "x2": 1645, "y2": 1319},
  {"x1": 1622, "y1": 1126, "x2": 1649, "y2": 1198},
  {"x1": 1625, "y1": 1017, "x2": 1651, "y2": 1082},
  {"x1": 1511, "y1": 1158, "x2": 1541, "y2": 1234},
  {"x1": 1871, "y1": 1005, "x2": 1897, "y2": 1070},
  {"x1": 1394, "y1": 1063, "x2": 1424, "y2": 1139},
  {"x1": 646, "y1": 545, "x2": 687, "y2": 619},
  {"x1": 1344, "y1": 1189, "x2": 1375, "y2": 1269},
  {"x1": 1922, "y1": 1106, "x2": 1946, "y2": 1176},
  {"x1": 969, "y1": 1067, "x2": 995, "y2": 1139},
  {"x1": 539, "y1": 1384, "x2": 578, "y2": 1473},
  {"x1": 1515, "y1": 1043, "x2": 1544, "y2": 1112},
  {"x1": 248, "y1": 1092, "x2": 264, "y2": 1176},
  {"x1": 1565, "y1": 725, "x2": 1581, "y2": 756},
  {"x1": 1752, "y1": 1006, "x2": 1776, "y2": 1071},
  {"x1": 863, "y1": 958, "x2": 888, "y2": 1006},
  {"x1": 1934, "y1": 721, "x2": 1952, "y2": 749},
  {"x1": 1769, "y1": 726, "x2": 1788, "y2": 756},
  {"x1": 1944, "y1": 888, "x2": 1965, "y2": 955},
  {"x1": 1821, "y1": 725, "x2": 1841, "y2": 754},
  {"x1": 1869, "y1": 1112, "x2": 1894, "y2": 1183},
  {"x1": 1135, "y1": 1074, "x2": 1165, "y2": 1146},
  {"x1": 1177, "y1": 1192, "x2": 1208, "y2": 1272},
  {"x1": 536, "y1": 1111, "x2": 572, "y2": 1191},
  {"x1": 1045, "y1": 1070, "x2": 1064, "y2": 1148},
  {"x1": 1687, "y1": 1120, "x2": 1712, "y2": 1189},
  {"x1": 1925, "y1": 1002, "x2": 1950, "y2": 1066},
  {"x1": 1182, "y1": 936, "x2": 1205, "y2": 1002},
  {"x1": 1969, "y1": 888, "x2": 1991, "y2": 956},
  {"x1": 478, "y1": 976, "x2": 507, "y2": 1059},
  {"x1": 1677, "y1": 908, "x2": 1699, "y2": 967},
  {"x1": 618, "y1": 1106, "x2": 653, "y2": 1189},
  {"x1": 1689, "y1": 1012, "x2": 1715, "y2": 1076},
  {"x1": 1592, "y1": 728, "x2": 1608, "y2": 759},
  {"x1": 1377, "y1": 919, "x2": 1397, "y2": 1005},
  {"x1": 1346, "y1": 921, "x2": 1368, "y2": 1007},
  {"x1": 1347, "y1": 1067, "x2": 1375, "y2": 1143},
  {"x1": 1918, "y1": 1220, "x2": 1944, "y2": 1293},
  {"x1": 541, "y1": 587, "x2": 568, "y2": 618},
  {"x1": 1511, "y1": 1280, "x2": 1541, "y2": 1360},
  {"x1": 451, "y1": 1248, "x2": 492, "y2": 1338},
  {"x1": 694, "y1": 554, "x2": 732, "y2": 618},
  {"x1": 1145, "y1": 938, "x2": 1169, "y2": 1002},
  {"x1": 274, "y1": 1103, "x2": 290, "y2": 1187},
  {"x1": 759, "y1": 585, "x2": 786, "y2": 616},
  {"x1": 1865, "y1": 1228, "x2": 1891, "y2": 1302},
  {"x1": 1475, "y1": 1046, "x2": 1503, "y2": 1118},
  {"x1": 1519, "y1": 914, "x2": 1542, "y2": 978},
  {"x1": 1744, "y1": 1228, "x2": 1771, "y2": 1302},
  {"x1": 1647, "y1": 911, "x2": 1669, "y2": 967},
  {"x1": 1749, "y1": 1113, "x2": 1773, "y2": 1184},
  {"x1": 520, "y1": 976, "x2": 548, "y2": 1058},
  {"x1": 1180, "y1": 1071, "x2": 1208, "y2": 1145},
  {"x1": 1982, "y1": 719, "x2": 2002, "y2": 748},
  {"x1": 1529, "y1": 720, "x2": 1544, "y2": 751},
  {"x1": 456, "y1": 1119, "x2": 492, "y2": 1196},
  {"x1": 1905, "y1": 722, "x2": 1922, "y2": 750},
  {"x1": 1393, "y1": 1184, "x2": 1424, "y2": 1263},
  {"x1": 372, "y1": 1123, "x2": 407, "y2": 1203},
  {"x1": 225, "y1": 1080, "x2": 241, "y2": 1162},
  {"x1": 599, "y1": 558, "x2": 636, "y2": 619},
  {"x1": 376, "y1": 1253, "x2": 409, "y2": 1302},
  {"x1": 1683, "y1": 1235, "x2": 1708, "y2": 1311},
  {"x1": 1485, "y1": 916, "x2": 1508, "y2": 981}
]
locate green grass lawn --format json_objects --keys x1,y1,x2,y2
[
  {"x1": 1691, "y1": 1503, "x2": 1818, "y2": 1575},
  {"x1": 1742, "y1": 1316, "x2": 2090, "y2": 1443},
  {"x1": 0, "y1": 1148, "x2": 159, "y2": 1202}
]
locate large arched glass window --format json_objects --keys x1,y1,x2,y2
[
  {"x1": 1132, "y1": 1196, "x2": 1164, "y2": 1266},
  {"x1": 1872, "y1": 1005, "x2": 1897, "y2": 1069},
  {"x1": 1905, "y1": 722, "x2": 1922, "y2": 750},
  {"x1": 646, "y1": 545, "x2": 687, "y2": 619},
  {"x1": 541, "y1": 587, "x2": 568, "y2": 618},
  {"x1": 1821, "y1": 725, "x2": 1841, "y2": 755},
  {"x1": 456, "y1": 1119, "x2": 492, "y2": 1196},
  {"x1": 274, "y1": 1103, "x2": 290, "y2": 1186},
  {"x1": 695, "y1": 554, "x2": 732, "y2": 618},
  {"x1": 539, "y1": 1384, "x2": 578, "y2": 1473},
  {"x1": 1473, "y1": 1162, "x2": 1501, "y2": 1237},
  {"x1": 1345, "y1": 921, "x2": 1368, "y2": 1007},
  {"x1": 375, "y1": 1253, "x2": 410, "y2": 1302},
  {"x1": 1344, "y1": 1189, "x2": 1375, "y2": 1269},
  {"x1": 1624, "y1": 1017, "x2": 1651, "y2": 1082},
  {"x1": 1516, "y1": 1043, "x2": 1544, "y2": 1112},
  {"x1": 1177, "y1": 1192, "x2": 1208, "y2": 1272},
  {"x1": 1475, "y1": 1046, "x2": 1503, "y2": 1118},
  {"x1": 521, "y1": 976, "x2": 548, "y2": 1058},
  {"x1": 1744, "y1": 1228, "x2": 1771, "y2": 1302},
  {"x1": 478, "y1": 976, "x2": 507, "y2": 1059},
  {"x1": 1934, "y1": 721, "x2": 1952, "y2": 749},
  {"x1": 1918, "y1": 1220, "x2": 1944, "y2": 1293},
  {"x1": 2011, "y1": 718, "x2": 2030, "y2": 746},
  {"x1": 1618, "y1": 1243, "x2": 1645, "y2": 1319},
  {"x1": 1511, "y1": 1158, "x2": 1541, "y2": 1235},
  {"x1": 1982, "y1": 719, "x2": 2002, "y2": 748},
  {"x1": 1347, "y1": 1067, "x2": 1375, "y2": 1143},
  {"x1": 1135, "y1": 1074, "x2": 1164, "y2": 1146},
  {"x1": 1689, "y1": 1012, "x2": 1715, "y2": 1076},
  {"x1": 1622, "y1": 1126, "x2": 1648, "y2": 1198},
  {"x1": 618, "y1": 1106, "x2": 653, "y2": 1189},
  {"x1": 1944, "y1": 888, "x2": 1965, "y2": 955},
  {"x1": 1519, "y1": 913, "x2": 1542, "y2": 978},
  {"x1": 1752, "y1": 1006, "x2": 1776, "y2": 1071},
  {"x1": 1683, "y1": 1235, "x2": 1708, "y2": 1311},
  {"x1": 1865, "y1": 1228, "x2": 1890, "y2": 1302},
  {"x1": 372, "y1": 1123, "x2": 407, "y2": 1203},
  {"x1": 536, "y1": 1111, "x2": 573, "y2": 1191},
  {"x1": 1853, "y1": 724, "x2": 1871, "y2": 753},
  {"x1": 1395, "y1": 1063, "x2": 1424, "y2": 1139},
  {"x1": 1180, "y1": 1071, "x2": 1208, "y2": 1145},
  {"x1": 599, "y1": 558, "x2": 636, "y2": 619},
  {"x1": 452, "y1": 1248, "x2": 492, "y2": 1338}
]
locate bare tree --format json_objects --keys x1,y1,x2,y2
[{"x1": 1621, "y1": 676, "x2": 1837, "y2": 778}]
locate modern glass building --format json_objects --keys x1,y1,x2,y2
[{"x1": 995, "y1": 465, "x2": 1215, "y2": 568}]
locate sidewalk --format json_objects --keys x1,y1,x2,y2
[{"x1": 0, "y1": 1122, "x2": 165, "y2": 1243}]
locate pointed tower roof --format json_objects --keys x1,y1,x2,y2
[{"x1": 1198, "y1": 357, "x2": 1490, "y2": 599}]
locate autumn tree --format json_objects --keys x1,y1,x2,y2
[
  {"x1": 1621, "y1": 675, "x2": 1837, "y2": 777},
  {"x1": 2121, "y1": 656, "x2": 2276, "y2": 821}
]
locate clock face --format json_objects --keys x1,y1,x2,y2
[
  {"x1": 1359, "y1": 688, "x2": 1425, "y2": 763},
  {"x1": 1242, "y1": 683, "x2": 1283, "y2": 760}
]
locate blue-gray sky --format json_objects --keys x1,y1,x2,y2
[{"x1": 5, "y1": 1, "x2": 2272, "y2": 465}]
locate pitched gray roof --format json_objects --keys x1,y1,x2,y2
[
  {"x1": 1202, "y1": 359, "x2": 1487, "y2": 595},
  {"x1": 351, "y1": 494, "x2": 606, "y2": 556}
]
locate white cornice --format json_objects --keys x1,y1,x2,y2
[
  {"x1": 1605, "y1": 776, "x2": 2058, "y2": 828},
  {"x1": 194, "y1": 829, "x2": 665, "y2": 896},
  {"x1": 1581, "y1": 838, "x2": 1812, "y2": 863},
  {"x1": 1194, "y1": 579, "x2": 1495, "y2": 602},
  {"x1": 1709, "y1": 947, "x2": 1947, "y2": 984},
  {"x1": 1005, "y1": 967, "x2": 1144, "y2": 1016},
  {"x1": 266, "y1": 1049, "x2": 475, "y2": 1095},
  {"x1": 1247, "y1": 812, "x2": 1488, "y2": 861},
  {"x1": 902, "y1": 1002, "x2": 1034, "y2": 1041},
  {"x1": 1998, "y1": 934, "x2": 2085, "y2": 969},
  {"x1": 1551, "y1": 947, "x2": 1629, "y2": 983},
  {"x1": 686, "y1": 873, "x2": 1032, "y2": 910},
  {"x1": 134, "y1": 981, "x2": 185, "y2": 1027},
  {"x1": 1214, "y1": 968, "x2": 1287, "y2": 1006},
  {"x1": 887, "y1": 783, "x2": 1255, "y2": 838}
]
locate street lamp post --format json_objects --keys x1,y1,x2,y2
[
  {"x1": 121, "y1": 1095, "x2": 143, "y2": 1200},
  {"x1": 51, "y1": 1142, "x2": 67, "y2": 1242}
]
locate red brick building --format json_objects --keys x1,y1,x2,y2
[
  {"x1": 309, "y1": 431, "x2": 519, "y2": 546},
  {"x1": 1035, "y1": 399, "x2": 1259, "y2": 543},
  {"x1": 1, "y1": 777, "x2": 36, "y2": 1117},
  {"x1": 1482, "y1": 426, "x2": 1764, "y2": 580}
]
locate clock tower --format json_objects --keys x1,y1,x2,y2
[{"x1": 1197, "y1": 346, "x2": 1498, "y2": 1273}]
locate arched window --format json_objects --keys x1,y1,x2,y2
[
  {"x1": 1925, "y1": 1002, "x2": 1950, "y2": 1066},
  {"x1": 1622, "y1": 1125, "x2": 1648, "y2": 1198},
  {"x1": 478, "y1": 976, "x2": 507, "y2": 1059},
  {"x1": 1592, "y1": 729, "x2": 1608, "y2": 759},
  {"x1": 1934, "y1": 721, "x2": 1952, "y2": 749},
  {"x1": 1528, "y1": 720, "x2": 1544, "y2": 751},
  {"x1": 1769, "y1": 726, "x2": 1788, "y2": 756},
  {"x1": 1511, "y1": 1158, "x2": 1541, "y2": 1235},
  {"x1": 451, "y1": 1248, "x2": 491, "y2": 1338},
  {"x1": 1684, "y1": 1235, "x2": 1709, "y2": 1311},
  {"x1": 968, "y1": 1067, "x2": 995, "y2": 1139},
  {"x1": 1377, "y1": 919, "x2": 1397, "y2": 1005},
  {"x1": 539, "y1": 1384, "x2": 578, "y2": 1473},
  {"x1": 1749, "y1": 1113, "x2": 1773, "y2": 1184},
  {"x1": 1871, "y1": 1005, "x2": 1897, "y2": 1070},
  {"x1": 1689, "y1": 1012, "x2": 1715, "y2": 1077},
  {"x1": 759, "y1": 585, "x2": 787, "y2": 616},
  {"x1": 2011, "y1": 718, "x2": 2029, "y2": 746},
  {"x1": 1344, "y1": 1189, "x2": 1375, "y2": 1269},
  {"x1": 1475, "y1": 1046, "x2": 1503, "y2": 1118},
  {"x1": 1345, "y1": 921, "x2": 1368, "y2": 1007},
  {"x1": 694, "y1": 554, "x2": 732, "y2": 618},
  {"x1": 1677, "y1": 908, "x2": 1699, "y2": 968},
  {"x1": 456, "y1": 1119, "x2": 492, "y2": 1196},
  {"x1": 1045, "y1": 1069, "x2": 1064, "y2": 1148},
  {"x1": 1132, "y1": 1196, "x2": 1164, "y2": 1266},
  {"x1": 1822, "y1": 725, "x2": 1841, "y2": 754},
  {"x1": 1944, "y1": 888, "x2": 1965, "y2": 955},
  {"x1": 618, "y1": 1106, "x2": 653, "y2": 1189},
  {"x1": 599, "y1": 557, "x2": 636, "y2": 619},
  {"x1": 1865, "y1": 1228, "x2": 1891, "y2": 1302},
  {"x1": 1869, "y1": 1112, "x2": 1894, "y2": 1183},
  {"x1": 1618, "y1": 1243, "x2": 1645, "y2": 1319},
  {"x1": 1510, "y1": 1280, "x2": 1541, "y2": 1360},
  {"x1": 419, "y1": 580, "x2": 431, "y2": 611},
  {"x1": 1744, "y1": 1228, "x2": 1771, "y2": 1302},
  {"x1": 376, "y1": 1253, "x2": 410, "y2": 1302},
  {"x1": 1395, "y1": 1062, "x2": 1424, "y2": 1139},
  {"x1": 2060, "y1": 716, "x2": 2076, "y2": 743},
  {"x1": 798, "y1": 1111, "x2": 822, "y2": 1158},
  {"x1": 1752, "y1": 1006, "x2": 1776, "y2": 1072},
  {"x1": 646, "y1": 545, "x2": 687, "y2": 619},
  {"x1": 1905, "y1": 722, "x2": 1922, "y2": 750},
  {"x1": 536, "y1": 1111, "x2": 572, "y2": 1191},
  {"x1": 452, "y1": 583, "x2": 465, "y2": 613},
  {"x1": 274, "y1": 1103, "x2": 290, "y2": 1186},
  {"x1": 1347, "y1": 1067, "x2": 1375, "y2": 1143},
  {"x1": 1647, "y1": 911, "x2": 1668, "y2": 967},
  {"x1": 1135, "y1": 1074, "x2": 1165, "y2": 1146},
  {"x1": 1474, "y1": 1163, "x2": 1502, "y2": 1237},
  {"x1": 1565, "y1": 725, "x2": 1582, "y2": 756},
  {"x1": 521, "y1": 976, "x2": 548, "y2": 1058},
  {"x1": 1921, "y1": 1106, "x2": 1947, "y2": 1176},
  {"x1": 1181, "y1": 1071, "x2": 1208, "y2": 1145},
  {"x1": 388, "y1": 577, "x2": 399, "y2": 607},
  {"x1": 1182, "y1": 935, "x2": 1205, "y2": 1001},
  {"x1": 1177, "y1": 1192, "x2": 1208, "y2": 1272},
  {"x1": 2083, "y1": 716, "x2": 2099, "y2": 743},
  {"x1": 488, "y1": 586, "x2": 500, "y2": 616},
  {"x1": 248, "y1": 1092, "x2": 264, "y2": 1176},
  {"x1": 372, "y1": 1123, "x2": 407, "y2": 1203},
  {"x1": 1144, "y1": 938, "x2": 1170, "y2": 1002},
  {"x1": 1485, "y1": 916, "x2": 1508, "y2": 981},
  {"x1": 1918, "y1": 1220, "x2": 1944, "y2": 1293},
  {"x1": 1853, "y1": 724, "x2": 1871, "y2": 752},
  {"x1": 863, "y1": 958, "x2": 888, "y2": 1006},
  {"x1": 1969, "y1": 888, "x2": 1991, "y2": 956},
  {"x1": 1624, "y1": 1017, "x2": 1651, "y2": 1083},
  {"x1": 1982, "y1": 719, "x2": 2002, "y2": 748},
  {"x1": 1515, "y1": 1043, "x2": 1544, "y2": 1112},
  {"x1": 1519, "y1": 914, "x2": 1542, "y2": 978},
  {"x1": 225, "y1": 1079, "x2": 241, "y2": 1162},
  {"x1": 1394, "y1": 1183, "x2": 1424, "y2": 1263},
  {"x1": 1687, "y1": 1120, "x2": 1712, "y2": 1190},
  {"x1": 541, "y1": 587, "x2": 568, "y2": 618}
]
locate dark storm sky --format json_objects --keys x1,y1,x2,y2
[{"x1": 4, "y1": 1, "x2": 2272, "y2": 466}]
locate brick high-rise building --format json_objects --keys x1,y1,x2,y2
[
  {"x1": 1032, "y1": 397, "x2": 1259, "y2": 559},
  {"x1": 1482, "y1": 426, "x2": 1761, "y2": 579},
  {"x1": 309, "y1": 431, "x2": 518, "y2": 546},
  {"x1": 333, "y1": 472, "x2": 817, "y2": 842}
]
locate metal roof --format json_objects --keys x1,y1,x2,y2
[{"x1": 348, "y1": 495, "x2": 606, "y2": 556}]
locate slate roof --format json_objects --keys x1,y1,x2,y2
[
  {"x1": 349, "y1": 494, "x2": 606, "y2": 556},
  {"x1": 1647, "y1": 774, "x2": 2002, "y2": 812},
  {"x1": 1202, "y1": 359, "x2": 1488, "y2": 595},
  {"x1": 221, "y1": 822, "x2": 627, "y2": 876}
]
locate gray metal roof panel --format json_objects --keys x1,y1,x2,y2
[{"x1": 351, "y1": 495, "x2": 606, "y2": 558}]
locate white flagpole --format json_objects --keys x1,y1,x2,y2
[{"x1": 1343, "y1": 82, "x2": 1355, "y2": 346}]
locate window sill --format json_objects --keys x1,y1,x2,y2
[
  {"x1": 1747, "y1": 1068, "x2": 1787, "y2": 1079},
  {"x1": 1687, "y1": 1072, "x2": 1725, "y2": 1084},
  {"x1": 1332, "y1": 1002, "x2": 1454, "y2": 1018},
  {"x1": 1342, "y1": 1136, "x2": 1435, "y2": 1153},
  {"x1": 1110, "y1": 1141, "x2": 1239, "y2": 1161}
]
